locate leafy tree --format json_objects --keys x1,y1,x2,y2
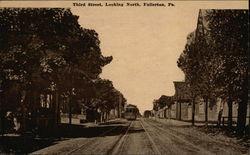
[
  {"x1": 178, "y1": 31, "x2": 202, "y2": 125},
  {"x1": 0, "y1": 8, "x2": 114, "y2": 129},
  {"x1": 178, "y1": 10, "x2": 248, "y2": 131},
  {"x1": 206, "y1": 10, "x2": 248, "y2": 134},
  {"x1": 156, "y1": 95, "x2": 173, "y2": 109},
  {"x1": 177, "y1": 24, "x2": 215, "y2": 126},
  {"x1": 93, "y1": 79, "x2": 125, "y2": 118}
]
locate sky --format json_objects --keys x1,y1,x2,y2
[
  {"x1": 1, "y1": 0, "x2": 247, "y2": 114},
  {"x1": 71, "y1": 6, "x2": 200, "y2": 113},
  {"x1": 70, "y1": 2, "x2": 247, "y2": 113}
]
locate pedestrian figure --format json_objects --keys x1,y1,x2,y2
[{"x1": 217, "y1": 109, "x2": 223, "y2": 127}]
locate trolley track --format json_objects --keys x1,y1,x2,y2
[
  {"x1": 143, "y1": 119, "x2": 214, "y2": 155},
  {"x1": 148, "y1": 118, "x2": 235, "y2": 152},
  {"x1": 107, "y1": 120, "x2": 134, "y2": 155},
  {"x1": 65, "y1": 121, "x2": 131, "y2": 155},
  {"x1": 108, "y1": 119, "x2": 161, "y2": 155},
  {"x1": 139, "y1": 120, "x2": 162, "y2": 155},
  {"x1": 146, "y1": 119, "x2": 240, "y2": 155}
]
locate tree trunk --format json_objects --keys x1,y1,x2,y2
[
  {"x1": 105, "y1": 111, "x2": 107, "y2": 122},
  {"x1": 101, "y1": 112, "x2": 104, "y2": 123},
  {"x1": 58, "y1": 93, "x2": 61, "y2": 124},
  {"x1": 31, "y1": 90, "x2": 38, "y2": 131},
  {"x1": 192, "y1": 99, "x2": 195, "y2": 126},
  {"x1": 69, "y1": 95, "x2": 72, "y2": 125},
  {"x1": 227, "y1": 97, "x2": 233, "y2": 128},
  {"x1": 217, "y1": 100, "x2": 224, "y2": 127},
  {"x1": 217, "y1": 109, "x2": 223, "y2": 127},
  {"x1": 0, "y1": 95, "x2": 5, "y2": 136},
  {"x1": 55, "y1": 92, "x2": 59, "y2": 125},
  {"x1": 205, "y1": 97, "x2": 208, "y2": 126},
  {"x1": 118, "y1": 102, "x2": 121, "y2": 118},
  {"x1": 237, "y1": 87, "x2": 248, "y2": 136},
  {"x1": 0, "y1": 112, "x2": 4, "y2": 136},
  {"x1": 49, "y1": 94, "x2": 52, "y2": 108},
  {"x1": 21, "y1": 90, "x2": 27, "y2": 132},
  {"x1": 107, "y1": 111, "x2": 109, "y2": 121},
  {"x1": 179, "y1": 102, "x2": 182, "y2": 120}
]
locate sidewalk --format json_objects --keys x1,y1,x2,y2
[
  {"x1": 150, "y1": 117, "x2": 191, "y2": 126},
  {"x1": 149, "y1": 117, "x2": 218, "y2": 127},
  {"x1": 60, "y1": 118, "x2": 124, "y2": 127}
]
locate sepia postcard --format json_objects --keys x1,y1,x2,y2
[{"x1": 0, "y1": 0, "x2": 249, "y2": 154}]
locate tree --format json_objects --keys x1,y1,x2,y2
[
  {"x1": 0, "y1": 8, "x2": 114, "y2": 130},
  {"x1": 206, "y1": 10, "x2": 248, "y2": 134},
  {"x1": 178, "y1": 10, "x2": 248, "y2": 131},
  {"x1": 177, "y1": 24, "x2": 214, "y2": 126},
  {"x1": 178, "y1": 32, "x2": 199, "y2": 125},
  {"x1": 92, "y1": 79, "x2": 125, "y2": 121},
  {"x1": 156, "y1": 95, "x2": 173, "y2": 109}
]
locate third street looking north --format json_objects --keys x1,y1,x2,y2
[{"x1": 0, "y1": 7, "x2": 249, "y2": 155}]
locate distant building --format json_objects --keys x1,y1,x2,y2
[
  {"x1": 171, "y1": 81, "x2": 191, "y2": 120},
  {"x1": 144, "y1": 110, "x2": 152, "y2": 118},
  {"x1": 154, "y1": 9, "x2": 250, "y2": 125},
  {"x1": 154, "y1": 81, "x2": 244, "y2": 125}
]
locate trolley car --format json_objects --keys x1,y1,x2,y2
[{"x1": 124, "y1": 104, "x2": 139, "y2": 120}]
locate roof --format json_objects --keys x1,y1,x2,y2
[
  {"x1": 173, "y1": 81, "x2": 191, "y2": 101},
  {"x1": 126, "y1": 104, "x2": 137, "y2": 108},
  {"x1": 186, "y1": 10, "x2": 210, "y2": 46}
]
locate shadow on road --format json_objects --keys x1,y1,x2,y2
[
  {"x1": 128, "y1": 128, "x2": 145, "y2": 134},
  {"x1": 100, "y1": 121, "x2": 128, "y2": 125},
  {"x1": 55, "y1": 123, "x2": 127, "y2": 138},
  {"x1": 0, "y1": 121, "x2": 143, "y2": 154},
  {"x1": 0, "y1": 135, "x2": 59, "y2": 154}
]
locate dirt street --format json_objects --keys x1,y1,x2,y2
[{"x1": 31, "y1": 118, "x2": 248, "y2": 155}]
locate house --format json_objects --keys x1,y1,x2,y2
[
  {"x1": 153, "y1": 95, "x2": 174, "y2": 119},
  {"x1": 171, "y1": 81, "x2": 192, "y2": 120},
  {"x1": 144, "y1": 110, "x2": 152, "y2": 118},
  {"x1": 165, "y1": 81, "x2": 245, "y2": 125}
]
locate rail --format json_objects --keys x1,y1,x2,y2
[
  {"x1": 108, "y1": 120, "x2": 133, "y2": 155},
  {"x1": 65, "y1": 124, "x2": 121, "y2": 155},
  {"x1": 144, "y1": 119, "x2": 213, "y2": 155},
  {"x1": 109, "y1": 119, "x2": 161, "y2": 155},
  {"x1": 140, "y1": 119, "x2": 162, "y2": 155}
]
